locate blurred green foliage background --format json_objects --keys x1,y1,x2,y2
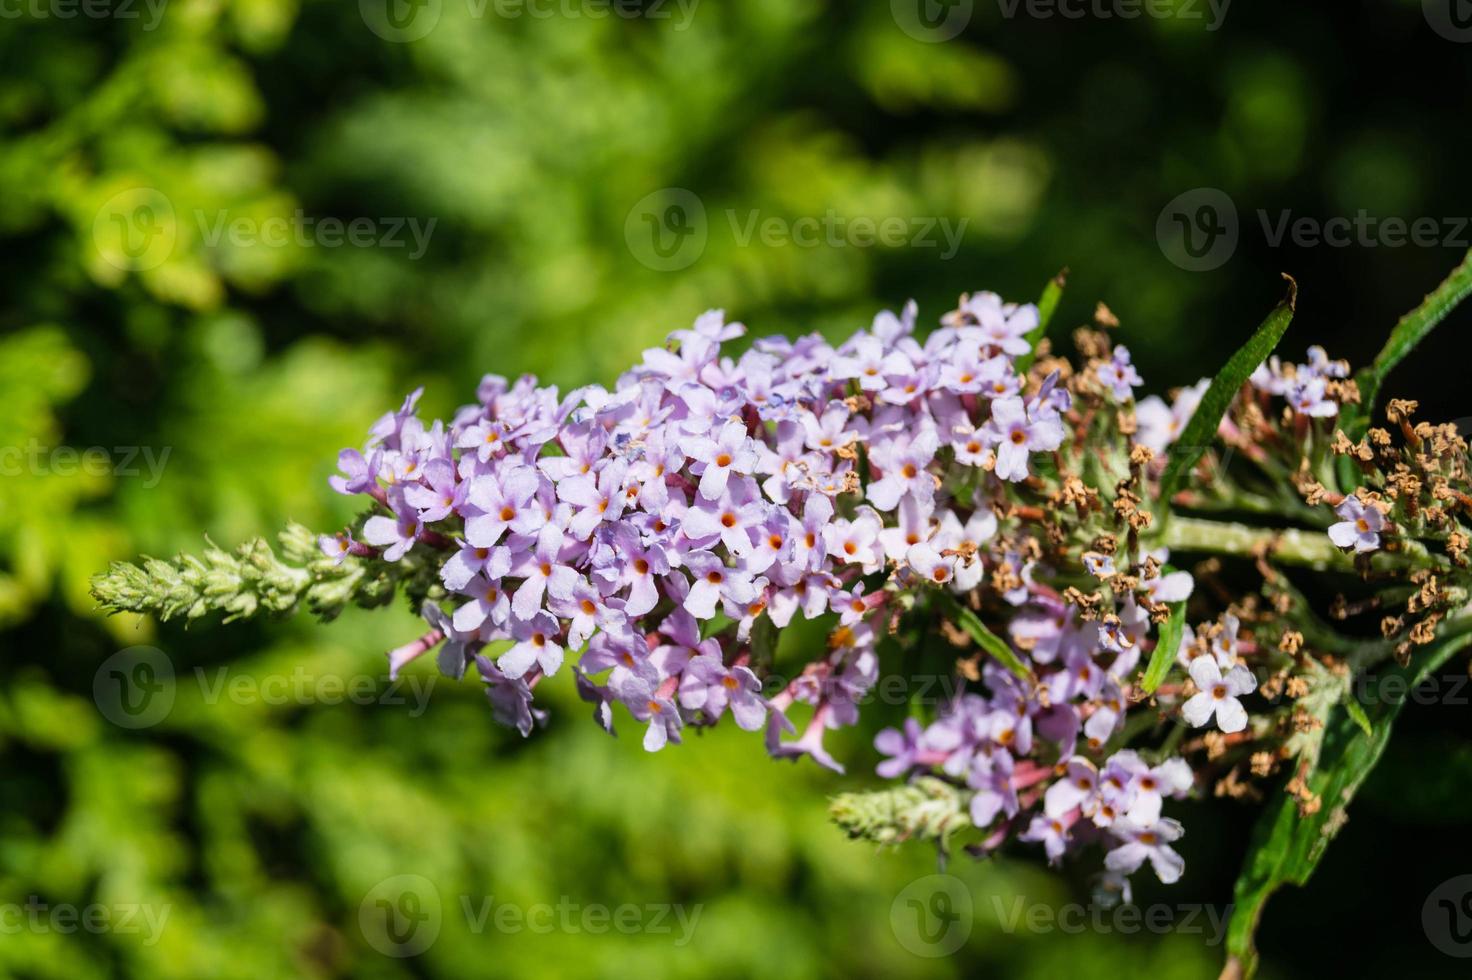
[{"x1": 3, "y1": 1, "x2": 1472, "y2": 976}]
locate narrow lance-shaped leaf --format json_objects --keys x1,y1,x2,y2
[
  {"x1": 1158, "y1": 276, "x2": 1297, "y2": 503},
  {"x1": 1336, "y1": 247, "x2": 1472, "y2": 492},
  {"x1": 1350, "y1": 245, "x2": 1472, "y2": 430},
  {"x1": 940, "y1": 594, "x2": 1033, "y2": 682},
  {"x1": 1140, "y1": 598, "x2": 1186, "y2": 694},
  {"x1": 1015, "y1": 268, "x2": 1068, "y2": 376},
  {"x1": 1223, "y1": 627, "x2": 1472, "y2": 977}
]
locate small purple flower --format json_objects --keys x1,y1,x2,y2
[
  {"x1": 614, "y1": 674, "x2": 683, "y2": 751},
  {"x1": 319, "y1": 531, "x2": 357, "y2": 566},
  {"x1": 682, "y1": 419, "x2": 758, "y2": 501},
  {"x1": 475, "y1": 654, "x2": 547, "y2": 737},
  {"x1": 510, "y1": 524, "x2": 580, "y2": 620},
  {"x1": 498, "y1": 611, "x2": 565, "y2": 679},
  {"x1": 983, "y1": 396, "x2": 1064, "y2": 482},
  {"x1": 465, "y1": 466, "x2": 542, "y2": 548},
  {"x1": 1020, "y1": 813, "x2": 1071, "y2": 865},
  {"x1": 452, "y1": 568, "x2": 513, "y2": 633},
  {"x1": 1286, "y1": 376, "x2": 1339, "y2": 418},
  {"x1": 681, "y1": 551, "x2": 758, "y2": 620},
  {"x1": 1181, "y1": 656, "x2": 1255, "y2": 734},
  {"x1": 967, "y1": 749, "x2": 1019, "y2": 828},
  {"x1": 1044, "y1": 758, "x2": 1100, "y2": 819},
  {"x1": 401, "y1": 457, "x2": 465, "y2": 524},
  {"x1": 362, "y1": 512, "x2": 420, "y2": 562},
  {"x1": 1134, "y1": 378, "x2": 1208, "y2": 453},
  {"x1": 557, "y1": 458, "x2": 630, "y2": 540},
  {"x1": 1328, "y1": 496, "x2": 1385, "y2": 553},
  {"x1": 866, "y1": 429, "x2": 940, "y2": 510},
  {"x1": 874, "y1": 718, "x2": 926, "y2": 778},
  {"x1": 330, "y1": 448, "x2": 381, "y2": 495},
  {"x1": 679, "y1": 654, "x2": 766, "y2": 730},
  {"x1": 1104, "y1": 816, "x2": 1185, "y2": 884},
  {"x1": 1096, "y1": 345, "x2": 1143, "y2": 401}
]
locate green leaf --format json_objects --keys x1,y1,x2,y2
[
  {"x1": 1223, "y1": 627, "x2": 1472, "y2": 977},
  {"x1": 1343, "y1": 694, "x2": 1373, "y2": 738},
  {"x1": 1015, "y1": 268, "x2": 1068, "y2": 376},
  {"x1": 940, "y1": 594, "x2": 1033, "y2": 682},
  {"x1": 1352, "y1": 246, "x2": 1472, "y2": 426},
  {"x1": 1140, "y1": 600, "x2": 1186, "y2": 694},
  {"x1": 1336, "y1": 249, "x2": 1472, "y2": 491},
  {"x1": 1158, "y1": 276, "x2": 1297, "y2": 503}
]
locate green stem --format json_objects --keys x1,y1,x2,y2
[{"x1": 1158, "y1": 516, "x2": 1438, "y2": 573}]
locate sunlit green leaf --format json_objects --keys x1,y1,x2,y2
[
  {"x1": 940, "y1": 594, "x2": 1033, "y2": 682},
  {"x1": 1159, "y1": 277, "x2": 1297, "y2": 503},
  {"x1": 1224, "y1": 628, "x2": 1472, "y2": 976},
  {"x1": 1141, "y1": 600, "x2": 1186, "y2": 694},
  {"x1": 1015, "y1": 268, "x2": 1068, "y2": 376}
]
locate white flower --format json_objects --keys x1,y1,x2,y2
[{"x1": 1181, "y1": 656, "x2": 1256, "y2": 733}]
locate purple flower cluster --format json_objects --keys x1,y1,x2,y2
[
  {"x1": 327, "y1": 297, "x2": 1067, "y2": 757},
  {"x1": 324, "y1": 290, "x2": 1223, "y2": 889},
  {"x1": 1250, "y1": 345, "x2": 1349, "y2": 418},
  {"x1": 870, "y1": 552, "x2": 1210, "y2": 883}
]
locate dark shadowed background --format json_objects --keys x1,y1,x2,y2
[{"x1": 2, "y1": 0, "x2": 1471, "y2": 976}]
